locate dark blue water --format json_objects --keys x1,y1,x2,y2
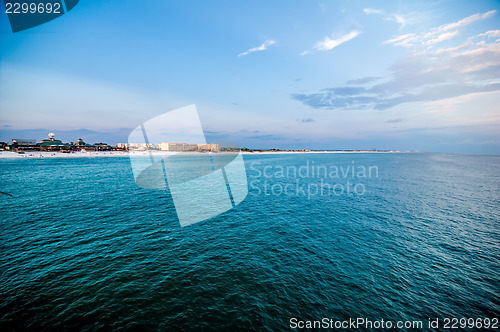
[{"x1": 0, "y1": 153, "x2": 499, "y2": 330}]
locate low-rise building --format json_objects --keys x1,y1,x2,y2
[
  {"x1": 210, "y1": 144, "x2": 221, "y2": 152},
  {"x1": 94, "y1": 142, "x2": 112, "y2": 151},
  {"x1": 160, "y1": 142, "x2": 198, "y2": 151},
  {"x1": 128, "y1": 143, "x2": 152, "y2": 150},
  {"x1": 9, "y1": 133, "x2": 119, "y2": 152},
  {"x1": 11, "y1": 139, "x2": 40, "y2": 151},
  {"x1": 38, "y1": 134, "x2": 72, "y2": 151},
  {"x1": 159, "y1": 142, "x2": 221, "y2": 152}
]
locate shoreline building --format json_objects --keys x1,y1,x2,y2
[
  {"x1": 126, "y1": 143, "x2": 155, "y2": 151},
  {"x1": 159, "y1": 142, "x2": 221, "y2": 152},
  {"x1": 11, "y1": 139, "x2": 39, "y2": 151},
  {"x1": 122, "y1": 142, "x2": 220, "y2": 152},
  {"x1": 8, "y1": 133, "x2": 115, "y2": 152},
  {"x1": 209, "y1": 144, "x2": 220, "y2": 152},
  {"x1": 38, "y1": 133, "x2": 71, "y2": 151},
  {"x1": 73, "y1": 138, "x2": 112, "y2": 151}
]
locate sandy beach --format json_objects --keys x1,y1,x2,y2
[
  {"x1": 0, "y1": 151, "x2": 132, "y2": 159},
  {"x1": 0, "y1": 150, "x2": 404, "y2": 158}
]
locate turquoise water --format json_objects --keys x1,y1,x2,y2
[{"x1": 0, "y1": 153, "x2": 499, "y2": 330}]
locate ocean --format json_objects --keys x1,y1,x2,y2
[{"x1": 0, "y1": 153, "x2": 499, "y2": 330}]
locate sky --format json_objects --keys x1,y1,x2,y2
[{"x1": 0, "y1": 0, "x2": 499, "y2": 153}]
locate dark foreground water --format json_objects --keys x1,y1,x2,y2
[{"x1": 0, "y1": 153, "x2": 499, "y2": 331}]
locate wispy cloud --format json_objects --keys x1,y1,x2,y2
[
  {"x1": 313, "y1": 31, "x2": 361, "y2": 51},
  {"x1": 478, "y1": 30, "x2": 500, "y2": 39},
  {"x1": 247, "y1": 134, "x2": 283, "y2": 140},
  {"x1": 300, "y1": 30, "x2": 361, "y2": 55},
  {"x1": 292, "y1": 27, "x2": 500, "y2": 110},
  {"x1": 363, "y1": 8, "x2": 407, "y2": 27},
  {"x1": 238, "y1": 40, "x2": 276, "y2": 57},
  {"x1": 385, "y1": 10, "x2": 496, "y2": 47},
  {"x1": 439, "y1": 10, "x2": 496, "y2": 31},
  {"x1": 297, "y1": 118, "x2": 315, "y2": 123},
  {"x1": 363, "y1": 8, "x2": 383, "y2": 15}
]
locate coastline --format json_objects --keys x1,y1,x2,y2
[
  {"x1": 0, "y1": 150, "x2": 407, "y2": 159},
  {"x1": 241, "y1": 150, "x2": 405, "y2": 154},
  {"x1": 0, "y1": 151, "x2": 131, "y2": 159}
]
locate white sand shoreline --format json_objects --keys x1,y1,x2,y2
[
  {"x1": 0, "y1": 151, "x2": 131, "y2": 159},
  {"x1": 0, "y1": 150, "x2": 406, "y2": 159}
]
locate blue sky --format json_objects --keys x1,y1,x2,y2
[{"x1": 1, "y1": 0, "x2": 499, "y2": 152}]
